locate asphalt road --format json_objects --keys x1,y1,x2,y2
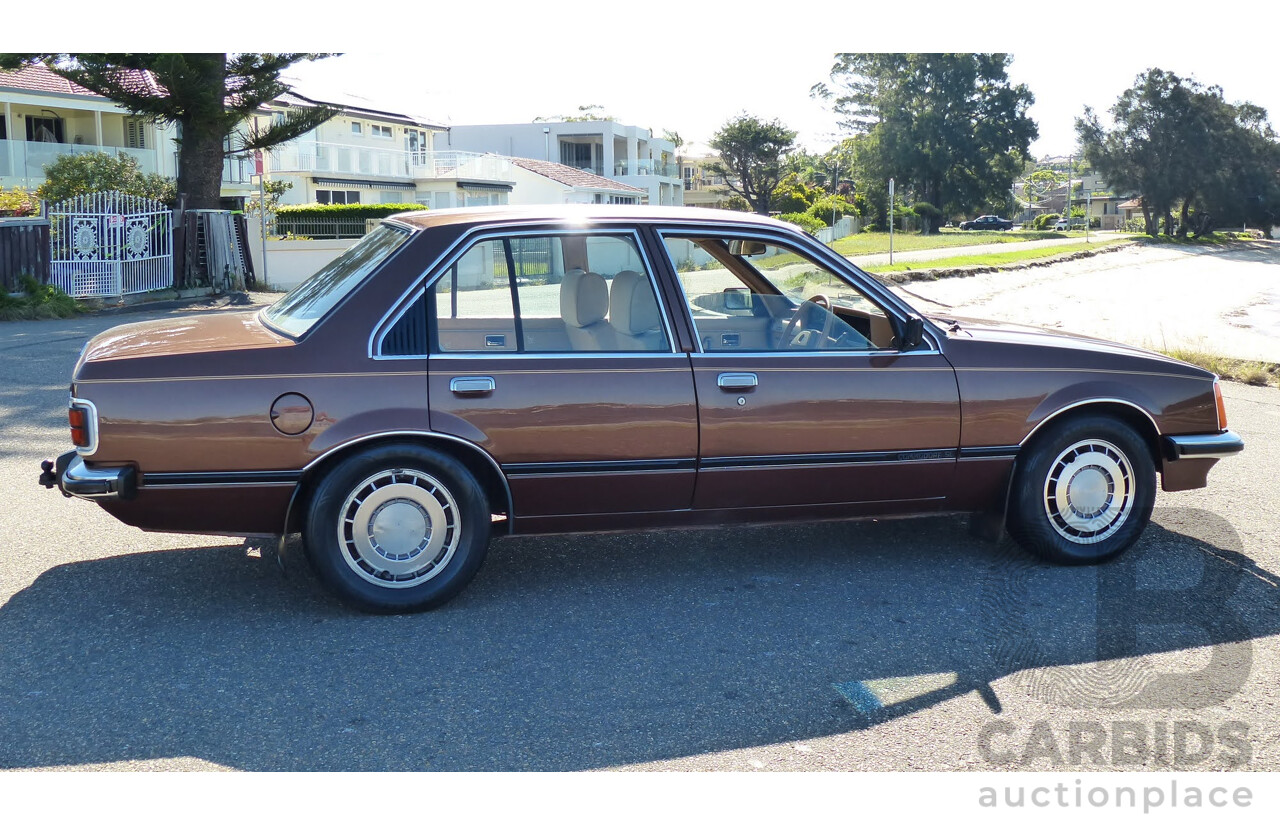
[{"x1": 1, "y1": 293, "x2": 1278, "y2": 773}]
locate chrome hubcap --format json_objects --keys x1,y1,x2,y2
[
  {"x1": 338, "y1": 468, "x2": 460, "y2": 588},
  {"x1": 1043, "y1": 439, "x2": 1134, "y2": 544}
]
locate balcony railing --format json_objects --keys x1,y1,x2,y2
[
  {"x1": 268, "y1": 142, "x2": 512, "y2": 182},
  {"x1": 613, "y1": 158, "x2": 679, "y2": 178},
  {"x1": 0, "y1": 140, "x2": 158, "y2": 188}
]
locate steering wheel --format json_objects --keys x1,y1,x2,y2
[{"x1": 781, "y1": 295, "x2": 835, "y2": 349}]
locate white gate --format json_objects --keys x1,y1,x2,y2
[{"x1": 47, "y1": 191, "x2": 173, "y2": 298}]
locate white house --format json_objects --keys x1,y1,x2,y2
[
  {"x1": 0, "y1": 64, "x2": 256, "y2": 206},
  {"x1": 445, "y1": 120, "x2": 683, "y2": 207},
  {"x1": 263, "y1": 88, "x2": 516, "y2": 209},
  {"x1": 507, "y1": 158, "x2": 646, "y2": 205}
]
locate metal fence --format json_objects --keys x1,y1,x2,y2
[
  {"x1": 46, "y1": 191, "x2": 173, "y2": 298},
  {"x1": 268, "y1": 215, "x2": 371, "y2": 240}
]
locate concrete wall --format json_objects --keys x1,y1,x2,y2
[{"x1": 246, "y1": 221, "x2": 357, "y2": 291}]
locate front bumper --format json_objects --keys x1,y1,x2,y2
[
  {"x1": 1162, "y1": 431, "x2": 1246, "y2": 461},
  {"x1": 39, "y1": 450, "x2": 137, "y2": 500}
]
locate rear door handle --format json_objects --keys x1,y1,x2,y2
[
  {"x1": 717, "y1": 372, "x2": 758, "y2": 391},
  {"x1": 450, "y1": 376, "x2": 496, "y2": 395}
]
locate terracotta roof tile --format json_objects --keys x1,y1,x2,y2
[
  {"x1": 0, "y1": 64, "x2": 96, "y2": 96},
  {"x1": 0, "y1": 64, "x2": 162, "y2": 100},
  {"x1": 509, "y1": 157, "x2": 645, "y2": 193}
]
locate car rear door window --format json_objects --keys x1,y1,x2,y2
[{"x1": 429, "y1": 232, "x2": 670, "y2": 354}]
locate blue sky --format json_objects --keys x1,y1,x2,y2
[{"x1": 14, "y1": 2, "x2": 1280, "y2": 160}]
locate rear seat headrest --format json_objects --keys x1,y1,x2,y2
[
  {"x1": 610, "y1": 270, "x2": 661, "y2": 335},
  {"x1": 560, "y1": 269, "x2": 608, "y2": 328}
]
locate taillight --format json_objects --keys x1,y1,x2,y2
[
  {"x1": 68, "y1": 399, "x2": 96, "y2": 451},
  {"x1": 69, "y1": 406, "x2": 89, "y2": 447},
  {"x1": 1214, "y1": 380, "x2": 1228, "y2": 431}
]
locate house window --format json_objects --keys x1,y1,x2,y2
[
  {"x1": 26, "y1": 116, "x2": 64, "y2": 143},
  {"x1": 316, "y1": 190, "x2": 361, "y2": 205},
  {"x1": 372, "y1": 125, "x2": 393, "y2": 139},
  {"x1": 351, "y1": 122, "x2": 362, "y2": 135},
  {"x1": 125, "y1": 118, "x2": 148, "y2": 149},
  {"x1": 560, "y1": 141, "x2": 593, "y2": 171}
]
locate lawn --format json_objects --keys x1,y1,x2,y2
[
  {"x1": 864, "y1": 238, "x2": 1132, "y2": 274},
  {"x1": 829, "y1": 228, "x2": 1087, "y2": 256}
]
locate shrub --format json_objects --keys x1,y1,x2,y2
[
  {"x1": 1032, "y1": 212, "x2": 1061, "y2": 230},
  {"x1": 37, "y1": 152, "x2": 176, "y2": 206},
  {"x1": 770, "y1": 173, "x2": 819, "y2": 214},
  {"x1": 274, "y1": 203, "x2": 428, "y2": 238},
  {"x1": 778, "y1": 212, "x2": 827, "y2": 235},
  {"x1": 0, "y1": 187, "x2": 39, "y2": 217},
  {"x1": 0, "y1": 275, "x2": 82, "y2": 321},
  {"x1": 274, "y1": 202, "x2": 428, "y2": 222},
  {"x1": 806, "y1": 195, "x2": 856, "y2": 226}
]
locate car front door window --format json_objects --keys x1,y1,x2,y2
[{"x1": 661, "y1": 235, "x2": 896, "y2": 352}]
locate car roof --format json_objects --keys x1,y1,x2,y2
[{"x1": 388, "y1": 204, "x2": 801, "y2": 232}]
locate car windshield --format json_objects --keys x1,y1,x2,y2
[{"x1": 262, "y1": 224, "x2": 411, "y2": 337}]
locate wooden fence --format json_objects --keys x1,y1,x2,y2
[{"x1": 0, "y1": 218, "x2": 51, "y2": 291}]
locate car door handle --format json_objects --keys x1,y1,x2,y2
[
  {"x1": 717, "y1": 372, "x2": 758, "y2": 391},
  {"x1": 450, "y1": 376, "x2": 496, "y2": 395}
]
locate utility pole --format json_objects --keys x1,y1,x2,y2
[{"x1": 889, "y1": 178, "x2": 895, "y2": 265}]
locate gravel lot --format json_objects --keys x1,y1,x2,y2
[
  {"x1": 891, "y1": 240, "x2": 1280, "y2": 362},
  {"x1": 1, "y1": 246, "x2": 1277, "y2": 773}
]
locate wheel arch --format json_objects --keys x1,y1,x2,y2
[
  {"x1": 1020, "y1": 398, "x2": 1163, "y2": 468},
  {"x1": 284, "y1": 431, "x2": 513, "y2": 537}
]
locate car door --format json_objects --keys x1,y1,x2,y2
[
  {"x1": 412, "y1": 227, "x2": 698, "y2": 530},
  {"x1": 656, "y1": 227, "x2": 962, "y2": 515}
]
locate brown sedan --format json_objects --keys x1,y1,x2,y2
[{"x1": 40, "y1": 206, "x2": 1244, "y2": 612}]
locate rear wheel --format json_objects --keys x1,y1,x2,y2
[
  {"x1": 1007, "y1": 414, "x2": 1156, "y2": 564},
  {"x1": 304, "y1": 443, "x2": 491, "y2": 612}
]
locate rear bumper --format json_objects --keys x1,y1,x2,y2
[
  {"x1": 39, "y1": 450, "x2": 137, "y2": 501},
  {"x1": 1162, "y1": 431, "x2": 1245, "y2": 461}
]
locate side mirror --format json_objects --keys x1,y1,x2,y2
[
  {"x1": 901, "y1": 315, "x2": 925, "y2": 350},
  {"x1": 722, "y1": 288, "x2": 752, "y2": 311}
]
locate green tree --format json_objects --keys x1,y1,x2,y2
[
  {"x1": 37, "y1": 151, "x2": 177, "y2": 205},
  {"x1": 0, "y1": 53, "x2": 337, "y2": 210},
  {"x1": 706, "y1": 114, "x2": 797, "y2": 215},
  {"x1": 1078, "y1": 69, "x2": 1280, "y2": 237},
  {"x1": 813, "y1": 53, "x2": 1037, "y2": 233}
]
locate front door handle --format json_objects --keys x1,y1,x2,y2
[
  {"x1": 450, "y1": 376, "x2": 496, "y2": 395},
  {"x1": 717, "y1": 372, "x2": 758, "y2": 391}
]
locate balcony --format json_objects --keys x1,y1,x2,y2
[
  {"x1": 613, "y1": 158, "x2": 679, "y2": 178},
  {"x1": 0, "y1": 140, "x2": 158, "y2": 189},
  {"x1": 268, "y1": 142, "x2": 512, "y2": 183}
]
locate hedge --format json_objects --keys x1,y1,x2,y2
[{"x1": 275, "y1": 203, "x2": 428, "y2": 221}]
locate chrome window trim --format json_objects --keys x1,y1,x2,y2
[
  {"x1": 653, "y1": 226, "x2": 941, "y2": 356},
  {"x1": 70, "y1": 395, "x2": 99, "y2": 457},
  {"x1": 1018, "y1": 397, "x2": 1162, "y2": 447},
  {"x1": 370, "y1": 225, "x2": 678, "y2": 359}
]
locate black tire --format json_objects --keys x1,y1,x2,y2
[
  {"x1": 303, "y1": 443, "x2": 491, "y2": 612},
  {"x1": 1007, "y1": 414, "x2": 1156, "y2": 565}
]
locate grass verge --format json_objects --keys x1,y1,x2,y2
[
  {"x1": 865, "y1": 238, "x2": 1132, "y2": 276},
  {"x1": 1160, "y1": 347, "x2": 1279, "y2": 388},
  {"x1": 0, "y1": 276, "x2": 83, "y2": 321},
  {"x1": 829, "y1": 228, "x2": 1098, "y2": 256}
]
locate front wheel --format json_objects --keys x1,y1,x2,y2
[
  {"x1": 1007, "y1": 414, "x2": 1156, "y2": 564},
  {"x1": 303, "y1": 443, "x2": 492, "y2": 612}
]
